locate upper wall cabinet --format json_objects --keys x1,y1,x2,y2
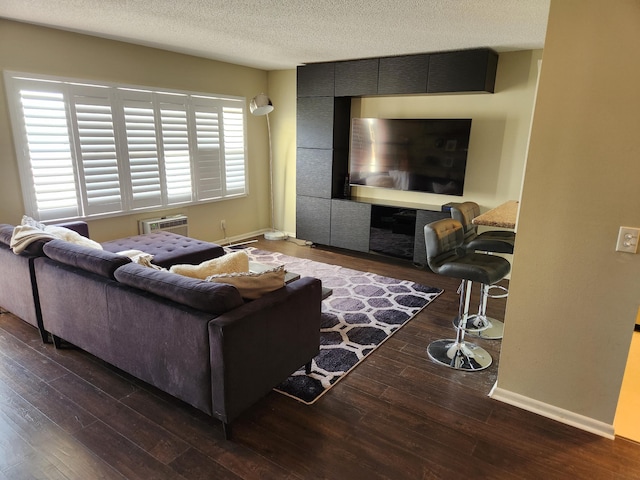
[
  {"x1": 297, "y1": 63, "x2": 335, "y2": 97},
  {"x1": 335, "y1": 59, "x2": 380, "y2": 97},
  {"x1": 427, "y1": 49, "x2": 499, "y2": 94},
  {"x1": 378, "y1": 54, "x2": 430, "y2": 95}
]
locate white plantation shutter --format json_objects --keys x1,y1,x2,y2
[
  {"x1": 122, "y1": 95, "x2": 162, "y2": 209},
  {"x1": 193, "y1": 103, "x2": 222, "y2": 200},
  {"x1": 16, "y1": 83, "x2": 80, "y2": 221},
  {"x1": 159, "y1": 97, "x2": 193, "y2": 204},
  {"x1": 222, "y1": 106, "x2": 246, "y2": 195},
  {"x1": 70, "y1": 87, "x2": 123, "y2": 215},
  {"x1": 5, "y1": 72, "x2": 247, "y2": 222}
]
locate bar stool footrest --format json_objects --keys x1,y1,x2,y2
[
  {"x1": 453, "y1": 315, "x2": 504, "y2": 340},
  {"x1": 427, "y1": 339, "x2": 492, "y2": 371}
]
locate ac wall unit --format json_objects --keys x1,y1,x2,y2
[{"x1": 139, "y1": 215, "x2": 188, "y2": 236}]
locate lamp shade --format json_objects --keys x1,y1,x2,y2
[{"x1": 249, "y1": 93, "x2": 274, "y2": 116}]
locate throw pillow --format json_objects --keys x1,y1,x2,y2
[
  {"x1": 21, "y1": 215, "x2": 47, "y2": 230},
  {"x1": 44, "y1": 225, "x2": 103, "y2": 250},
  {"x1": 169, "y1": 250, "x2": 249, "y2": 279},
  {"x1": 206, "y1": 265, "x2": 286, "y2": 300}
]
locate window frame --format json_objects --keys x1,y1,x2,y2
[{"x1": 4, "y1": 70, "x2": 248, "y2": 222}]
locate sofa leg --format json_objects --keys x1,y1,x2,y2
[
  {"x1": 305, "y1": 361, "x2": 312, "y2": 375},
  {"x1": 39, "y1": 328, "x2": 51, "y2": 344},
  {"x1": 52, "y1": 335, "x2": 63, "y2": 349},
  {"x1": 222, "y1": 421, "x2": 232, "y2": 440}
]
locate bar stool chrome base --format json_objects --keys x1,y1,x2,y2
[{"x1": 427, "y1": 339, "x2": 492, "y2": 371}]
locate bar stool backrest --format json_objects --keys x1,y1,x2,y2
[
  {"x1": 449, "y1": 202, "x2": 480, "y2": 241},
  {"x1": 424, "y1": 218, "x2": 465, "y2": 273}
]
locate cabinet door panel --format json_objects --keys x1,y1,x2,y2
[
  {"x1": 378, "y1": 54, "x2": 430, "y2": 95},
  {"x1": 427, "y1": 49, "x2": 498, "y2": 94},
  {"x1": 296, "y1": 196, "x2": 331, "y2": 245},
  {"x1": 335, "y1": 59, "x2": 379, "y2": 97},
  {"x1": 296, "y1": 148, "x2": 333, "y2": 198},
  {"x1": 297, "y1": 96, "x2": 335, "y2": 149},
  {"x1": 330, "y1": 200, "x2": 371, "y2": 252},
  {"x1": 297, "y1": 63, "x2": 335, "y2": 97}
]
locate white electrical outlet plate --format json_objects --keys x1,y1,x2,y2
[{"x1": 616, "y1": 226, "x2": 640, "y2": 253}]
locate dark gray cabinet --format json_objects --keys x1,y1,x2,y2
[
  {"x1": 296, "y1": 196, "x2": 331, "y2": 245},
  {"x1": 297, "y1": 63, "x2": 335, "y2": 97},
  {"x1": 296, "y1": 48, "x2": 498, "y2": 252},
  {"x1": 427, "y1": 49, "x2": 499, "y2": 94},
  {"x1": 330, "y1": 199, "x2": 371, "y2": 252},
  {"x1": 335, "y1": 59, "x2": 379, "y2": 97},
  {"x1": 296, "y1": 148, "x2": 333, "y2": 198},
  {"x1": 296, "y1": 97, "x2": 336, "y2": 149},
  {"x1": 378, "y1": 54, "x2": 430, "y2": 95}
]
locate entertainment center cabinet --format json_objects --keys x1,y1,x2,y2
[{"x1": 296, "y1": 48, "x2": 498, "y2": 265}]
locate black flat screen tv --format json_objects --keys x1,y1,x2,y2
[{"x1": 348, "y1": 118, "x2": 472, "y2": 196}]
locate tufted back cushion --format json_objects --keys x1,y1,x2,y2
[
  {"x1": 114, "y1": 262, "x2": 244, "y2": 315},
  {"x1": 43, "y1": 239, "x2": 131, "y2": 279}
]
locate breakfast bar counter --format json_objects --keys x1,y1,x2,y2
[{"x1": 472, "y1": 200, "x2": 519, "y2": 229}]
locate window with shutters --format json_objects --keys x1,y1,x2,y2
[{"x1": 4, "y1": 71, "x2": 247, "y2": 222}]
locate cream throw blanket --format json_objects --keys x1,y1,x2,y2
[{"x1": 10, "y1": 224, "x2": 103, "y2": 254}]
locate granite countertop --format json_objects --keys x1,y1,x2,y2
[{"x1": 472, "y1": 200, "x2": 519, "y2": 229}]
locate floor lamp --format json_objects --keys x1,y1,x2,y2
[{"x1": 250, "y1": 93, "x2": 286, "y2": 240}]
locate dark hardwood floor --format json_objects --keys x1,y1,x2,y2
[{"x1": 1, "y1": 237, "x2": 639, "y2": 479}]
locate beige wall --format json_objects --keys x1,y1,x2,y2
[
  {"x1": 0, "y1": 19, "x2": 273, "y2": 243},
  {"x1": 266, "y1": 69, "x2": 298, "y2": 237},
  {"x1": 495, "y1": 0, "x2": 640, "y2": 432}
]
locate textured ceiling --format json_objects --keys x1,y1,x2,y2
[{"x1": 0, "y1": 0, "x2": 550, "y2": 70}]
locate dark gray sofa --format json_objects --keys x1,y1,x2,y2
[
  {"x1": 1, "y1": 226, "x2": 322, "y2": 439},
  {"x1": 0, "y1": 220, "x2": 101, "y2": 342},
  {"x1": 0, "y1": 224, "x2": 47, "y2": 341}
]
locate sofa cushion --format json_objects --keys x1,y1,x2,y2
[
  {"x1": 206, "y1": 265, "x2": 286, "y2": 300},
  {"x1": 43, "y1": 239, "x2": 131, "y2": 279},
  {"x1": 114, "y1": 263, "x2": 244, "y2": 315},
  {"x1": 169, "y1": 250, "x2": 249, "y2": 279}
]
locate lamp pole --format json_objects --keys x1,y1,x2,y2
[{"x1": 250, "y1": 93, "x2": 285, "y2": 240}]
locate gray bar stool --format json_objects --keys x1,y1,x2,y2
[
  {"x1": 425, "y1": 219, "x2": 511, "y2": 371},
  {"x1": 449, "y1": 202, "x2": 515, "y2": 339}
]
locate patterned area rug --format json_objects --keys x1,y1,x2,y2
[{"x1": 235, "y1": 247, "x2": 443, "y2": 404}]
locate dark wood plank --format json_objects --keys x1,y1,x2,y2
[
  {"x1": 49, "y1": 373, "x2": 190, "y2": 465},
  {"x1": 0, "y1": 376, "x2": 126, "y2": 479}
]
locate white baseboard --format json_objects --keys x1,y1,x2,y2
[
  {"x1": 489, "y1": 383, "x2": 615, "y2": 440},
  {"x1": 215, "y1": 229, "x2": 296, "y2": 247}
]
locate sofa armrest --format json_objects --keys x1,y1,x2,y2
[{"x1": 208, "y1": 276, "x2": 322, "y2": 423}]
